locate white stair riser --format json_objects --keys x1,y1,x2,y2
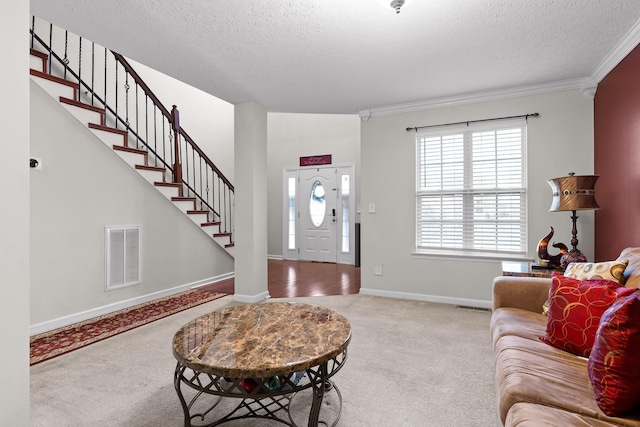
[
  {"x1": 31, "y1": 75, "x2": 75, "y2": 100},
  {"x1": 172, "y1": 200, "x2": 195, "y2": 214},
  {"x1": 201, "y1": 224, "x2": 222, "y2": 235},
  {"x1": 60, "y1": 103, "x2": 102, "y2": 127},
  {"x1": 155, "y1": 185, "x2": 180, "y2": 200},
  {"x1": 188, "y1": 213, "x2": 209, "y2": 226},
  {"x1": 113, "y1": 149, "x2": 146, "y2": 168},
  {"x1": 88, "y1": 128, "x2": 126, "y2": 149},
  {"x1": 136, "y1": 169, "x2": 165, "y2": 185},
  {"x1": 213, "y1": 235, "x2": 231, "y2": 246},
  {"x1": 30, "y1": 56, "x2": 45, "y2": 72}
]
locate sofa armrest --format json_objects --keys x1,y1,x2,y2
[{"x1": 493, "y1": 276, "x2": 551, "y2": 313}]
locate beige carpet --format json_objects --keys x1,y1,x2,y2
[{"x1": 30, "y1": 294, "x2": 500, "y2": 426}]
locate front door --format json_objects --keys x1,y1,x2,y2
[{"x1": 299, "y1": 168, "x2": 338, "y2": 263}]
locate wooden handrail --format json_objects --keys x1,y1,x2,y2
[
  {"x1": 112, "y1": 51, "x2": 233, "y2": 191},
  {"x1": 110, "y1": 52, "x2": 172, "y2": 118}
]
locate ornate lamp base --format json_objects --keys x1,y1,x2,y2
[{"x1": 560, "y1": 249, "x2": 587, "y2": 268}]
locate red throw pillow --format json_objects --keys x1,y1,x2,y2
[
  {"x1": 541, "y1": 274, "x2": 636, "y2": 357},
  {"x1": 588, "y1": 291, "x2": 640, "y2": 417}
]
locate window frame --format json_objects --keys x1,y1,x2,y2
[{"x1": 414, "y1": 119, "x2": 528, "y2": 260}]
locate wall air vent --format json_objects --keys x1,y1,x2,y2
[{"x1": 105, "y1": 226, "x2": 141, "y2": 291}]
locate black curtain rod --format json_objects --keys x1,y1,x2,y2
[{"x1": 405, "y1": 112, "x2": 540, "y2": 132}]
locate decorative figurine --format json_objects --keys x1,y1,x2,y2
[{"x1": 537, "y1": 227, "x2": 568, "y2": 267}]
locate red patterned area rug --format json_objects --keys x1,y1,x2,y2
[{"x1": 30, "y1": 289, "x2": 226, "y2": 366}]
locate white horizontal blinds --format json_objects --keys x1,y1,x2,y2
[{"x1": 416, "y1": 119, "x2": 527, "y2": 256}]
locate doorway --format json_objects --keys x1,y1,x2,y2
[{"x1": 283, "y1": 164, "x2": 355, "y2": 264}]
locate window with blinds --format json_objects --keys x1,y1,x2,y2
[{"x1": 415, "y1": 119, "x2": 527, "y2": 258}]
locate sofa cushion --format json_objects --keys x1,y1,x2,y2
[
  {"x1": 506, "y1": 402, "x2": 624, "y2": 427},
  {"x1": 494, "y1": 334, "x2": 640, "y2": 426},
  {"x1": 588, "y1": 291, "x2": 640, "y2": 417},
  {"x1": 542, "y1": 274, "x2": 636, "y2": 357},
  {"x1": 617, "y1": 247, "x2": 640, "y2": 288},
  {"x1": 490, "y1": 307, "x2": 546, "y2": 347}
]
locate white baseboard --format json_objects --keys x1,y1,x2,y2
[
  {"x1": 267, "y1": 254, "x2": 284, "y2": 260},
  {"x1": 30, "y1": 273, "x2": 234, "y2": 336},
  {"x1": 233, "y1": 291, "x2": 270, "y2": 303},
  {"x1": 358, "y1": 287, "x2": 492, "y2": 310}
]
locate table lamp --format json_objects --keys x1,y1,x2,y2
[{"x1": 547, "y1": 173, "x2": 599, "y2": 267}]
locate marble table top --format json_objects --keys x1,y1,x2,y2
[{"x1": 173, "y1": 302, "x2": 351, "y2": 378}]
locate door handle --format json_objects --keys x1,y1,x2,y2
[{"x1": 332, "y1": 209, "x2": 336, "y2": 217}]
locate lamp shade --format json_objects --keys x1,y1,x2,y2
[{"x1": 548, "y1": 174, "x2": 600, "y2": 212}]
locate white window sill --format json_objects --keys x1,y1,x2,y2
[{"x1": 411, "y1": 250, "x2": 533, "y2": 263}]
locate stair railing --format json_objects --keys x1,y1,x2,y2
[{"x1": 29, "y1": 16, "x2": 234, "y2": 240}]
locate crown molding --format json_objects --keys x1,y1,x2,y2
[
  {"x1": 360, "y1": 78, "x2": 586, "y2": 119},
  {"x1": 591, "y1": 18, "x2": 640, "y2": 83}
]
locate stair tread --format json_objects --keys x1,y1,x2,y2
[
  {"x1": 214, "y1": 232, "x2": 232, "y2": 237},
  {"x1": 187, "y1": 210, "x2": 209, "y2": 214},
  {"x1": 154, "y1": 182, "x2": 181, "y2": 187},
  {"x1": 136, "y1": 165, "x2": 165, "y2": 172},
  {"x1": 201, "y1": 221, "x2": 221, "y2": 226},
  {"x1": 59, "y1": 97, "x2": 104, "y2": 114},
  {"x1": 172, "y1": 197, "x2": 196, "y2": 201},
  {"x1": 88, "y1": 123, "x2": 128, "y2": 136},
  {"x1": 30, "y1": 69, "x2": 79, "y2": 89},
  {"x1": 30, "y1": 48, "x2": 48, "y2": 60},
  {"x1": 113, "y1": 145, "x2": 146, "y2": 155}
]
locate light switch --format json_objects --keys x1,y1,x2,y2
[
  {"x1": 368, "y1": 202, "x2": 376, "y2": 213},
  {"x1": 374, "y1": 264, "x2": 383, "y2": 276}
]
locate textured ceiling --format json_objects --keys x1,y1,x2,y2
[{"x1": 31, "y1": 0, "x2": 640, "y2": 114}]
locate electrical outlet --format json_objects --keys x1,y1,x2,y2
[{"x1": 374, "y1": 264, "x2": 383, "y2": 276}]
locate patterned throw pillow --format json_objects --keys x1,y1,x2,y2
[
  {"x1": 588, "y1": 291, "x2": 640, "y2": 417},
  {"x1": 541, "y1": 274, "x2": 636, "y2": 357},
  {"x1": 564, "y1": 260, "x2": 629, "y2": 282},
  {"x1": 542, "y1": 260, "x2": 629, "y2": 315},
  {"x1": 617, "y1": 247, "x2": 640, "y2": 288}
]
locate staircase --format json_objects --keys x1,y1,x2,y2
[{"x1": 29, "y1": 18, "x2": 234, "y2": 256}]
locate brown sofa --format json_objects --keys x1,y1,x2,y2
[{"x1": 491, "y1": 248, "x2": 640, "y2": 426}]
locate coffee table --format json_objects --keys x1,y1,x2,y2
[{"x1": 172, "y1": 301, "x2": 351, "y2": 427}]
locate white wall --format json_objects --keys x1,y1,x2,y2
[
  {"x1": 267, "y1": 113, "x2": 361, "y2": 258},
  {"x1": 0, "y1": 3, "x2": 29, "y2": 425},
  {"x1": 360, "y1": 90, "x2": 594, "y2": 307},
  {"x1": 30, "y1": 82, "x2": 234, "y2": 326}
]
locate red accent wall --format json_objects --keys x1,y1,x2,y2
[{"x1": 594, "y1": 43, "x2": 640, "y2": 261}]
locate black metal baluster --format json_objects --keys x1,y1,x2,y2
[
  {"x1": 162, "y1": 117, "x2": 169, "y2": 171},
  {"x1": 114, "y1": 62, "x2": 118, "y2": 128},
  {"x1": 48, "y1": 23, "x2": 52, "y2": 75},
  {"x1": 135, "y1": 80, "x2": 139, "y2": 149},
  {"x1": 124, "y1": 70, "x2": 130, "y2": 131},
  {"x1": 77, "y1": 36, "x2": 82, "y2": 99},
  {"x1": 90, "y1": 42, "x2": 95, "y2": 106},
  {"x1": 104, "y1": 49, "x2": 107, "y2": 114}
]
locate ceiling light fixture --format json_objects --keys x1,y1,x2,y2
[
  {"x1": 390, "y1": 0, "x2": 405, "y2": 13},
  {"x1": 376, "y1": 0, "x2": 412, "y2": 14}
]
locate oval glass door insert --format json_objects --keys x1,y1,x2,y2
[{"x1": 309, "y1": 180, "x2": 326, "y2": 227}]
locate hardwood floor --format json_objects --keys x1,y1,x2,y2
[{"x1": 198, "y1": 259, "x2": 361, "y2": 298}]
